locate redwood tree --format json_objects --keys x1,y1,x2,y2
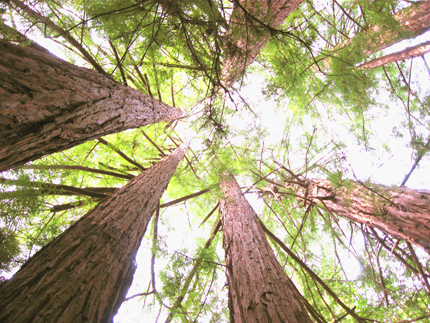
[
  {"x1": 2, "y1": 0, "x2": 429, "y2": 321},
  {"x1": 222, "y1": 0, "x2": 304, "y2": 85},
  {"x1": 282, "y1": 177, "x2": 430, "y2": 253},
  {"x1": 0, "y1": 142, "x2": 188, "y2": 322},
  {"x1": 0, "y1": 40, "x2": 182, "y2": 172},
  {"x1": 219, "y1": 173, "x2": 313, "y2": 323},
  {"x1": 359, "y1": 1, "x2": 430, "y2": 56},
  {"x1": 358, "y1": 40, "x2": 430, "y2": 69},
  {"x1": 328, "y1": 1, "x2": 430, "y2": 63}
]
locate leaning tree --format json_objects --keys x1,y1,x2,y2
[{"x1": 0, "y1": 143, "x2": 188, "y2": 322}]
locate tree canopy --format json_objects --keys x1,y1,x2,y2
[{"x1": 1, "y1": 0, "x2": 430, "y2": 322}]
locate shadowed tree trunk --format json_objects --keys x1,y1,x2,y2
[
  {"x1": 0, "y1": 40, "x2": 182, "y2": 172},
  {"x1": 219, "y1": 173, "x2": 312, "y2": 323},
  {"x1": 222, "y1": 0, "x2": 304, "y2": 86},
  {"x1": 0, "y1": 142, "x2": 188, "y2": 323},
  {"x1": 293, "y1": 178, "x2": 430, "y2": 253}
]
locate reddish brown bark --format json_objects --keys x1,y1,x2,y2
[
  {"x1": 0, "y1": 142, "x2": 188, "y2": 322},
  {"x1": 222, "y1": 0, "x2": 304, "y2": 85},
  {"x1": 386, "y1": 1, "x2": 430, "y2": 51},
  {"x1": 299, "y1": 179, "x2": 430, "y2": 253},
  {"x1": 0, "y1": 40, "x2": 182, "y2": 172},
  {"x1": 339, "y1": 1, "x2": 430, "y2": 57},
  {"x1": 358, "y1": 40, "x2": 430, "y2": 69},
  {"x1": 219, "y1": 174, "x2": 312, "y2": 323}
]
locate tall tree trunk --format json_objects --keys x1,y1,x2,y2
[
  {"x1": 358, "y1": 40, "x2": 430, "y2": 69},
  {"x1": 219, "y1": 174, "x2": 312, "y2": 323},
  {"x1": 336, "y1": 1, "x2": 430, "y2": 58},
  {"x1": 0, "y1": 40, "x2": 182, "y2": 172},
  {"x1": 295, "y1": 178, "x2": 430, "y2": 253},
  {"x1": 222, "y1": 0, "x2": 304, "y2": 86},
  {"x1": 0, "y1": 142, "x2": 188, "y2": 323}
]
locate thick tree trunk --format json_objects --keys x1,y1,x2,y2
[
  {"x1": 219, "y1": 174, "x2": 312, "y2": 323},
  {"x1": 300, "y1": 179, "x2": 430, "y2": 253},
  {"x1": 358, "y1": 40, "x2": 430, "y2": 69},
  {"x1": 383, "y1": 0, "x2": 430, "y2": 52},
  {"x1": 0, "y1": 142, "x2": 188, "y2": 323},
  {"x1": 337, "y1": 1, "x2": 430, "y2": 58},
  {"x1": 0, "y1": 40, "x2": 182, "y2": 172},
  {"x1": 222, "y1": 0, "x2": 303, "y2": 86}
]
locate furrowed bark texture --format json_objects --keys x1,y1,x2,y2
[
  {"x1": 0, "y1": 40, "x2": 182, "y2": 172},
  {"x1": 219, "y1": 174, "x2": 312, "y2": 323},
  {"x1": 0, "y1": 143, "x2": 188, "y2": 323},
  {"x1": 302, "y1": 179, "x2": 430, "y2": 253},
  {"x1": 222, "y1": 0, "x2": 303, "y2": 85},
  {"x1": 358, "y1": 40, "x2": 430, "y2": 69}
]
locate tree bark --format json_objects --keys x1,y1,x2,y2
[
  {"x1": 298, "y1": 178, "x2": 430, "y2": 253},
  {"x1": 336, "y1": 1, "x2": 430, "y2": 58},
  {"x1": 0, "y1": 40, "x2": 182, "y2": 172},
  {"x1": 222, "y1": 0, "x2": 304, "y2": 86},
  {"x1": 219, "y1": 174, "x2": 312, "y2": 323},
  {"x1": 0, "y1": 142, "x2": 188, "y2": 323},
  {"x1": 358, "y1": 40, "x2": 430, "y2": 69}
]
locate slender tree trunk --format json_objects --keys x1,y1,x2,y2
[
  {"x1": 219, "y1": 174, "x2": 312, "y2": 323},
  {"x1": 0, "y1": 40, "x2": 182, "y2": 172},
  {"x1": 0, "y1": 142, "x2": 188, "y2": 323},
  {"x1": 222, "y1": 0, "x2": 304, "y2": 86},
  {"x1": 299, "y1": 179, "x2": 430, "y2": 253},
  {"x1": 358, "y1": 40, "x2": 430, "y2": 69}
]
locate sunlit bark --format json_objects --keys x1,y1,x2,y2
[{"x1": 339, "y1": 1, "x2": 430, "y2": 56}]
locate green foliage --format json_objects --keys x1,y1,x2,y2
[{"x1": 0, "y1": 228, "x2": 20, "y2": 275}]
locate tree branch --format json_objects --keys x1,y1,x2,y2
[
  {"x1": 98, "y1": 138, "x2": 146, "y2": 171},
  {"x1": 20, "y1": 164, "x2": 134, "y2": 180},
  {"x1": 160, "y1": 188, "x2": 212, "y2": 208},
  {"x1": 10, "y1": 0, "x2": 107, "y2": 74}
]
